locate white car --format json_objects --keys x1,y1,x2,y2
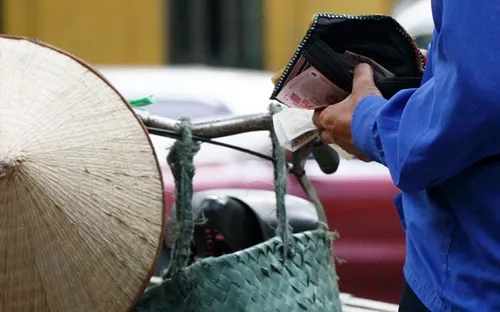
[
  {"x1": 394, "y1": 0, "x2": 433, "y2": 48},
  {"x1": 101, "y1": 65, "x2": 275, "y2": 116},
  {"x1": 100, "y1": 65, "x2": 276, "y2": 166}
]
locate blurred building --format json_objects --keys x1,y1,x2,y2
[
  {"x1": 1, "y1": 0, "x2": 395, "y2": 71},
  {"x1": 1, "y1": 0, "x2": 165, "y2": 65}
]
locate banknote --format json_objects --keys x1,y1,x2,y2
[
  {"x1": 272, "y1": 107, "x2": 355, "y2": 159},
  {"x1": 276, "y1": 66, "x2": 349, "y2": 109},
  {"x1": 272, "y1": 108, "x2": 317, "y2": 151},
  {"x1": 275, "y1": 51, "x2": 394, "y2": 110}
]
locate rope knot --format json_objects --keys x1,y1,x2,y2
[{"x1": 164, "y1": 118, "x2": 200, "y2": 278}]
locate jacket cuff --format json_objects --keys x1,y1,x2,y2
[{"x1": 351, "y1": 95, "x2": 387, "y2": 163}]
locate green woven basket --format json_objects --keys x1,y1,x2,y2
[{"x1": 134, "y1": 115, "x2": 342, "y2": 312}]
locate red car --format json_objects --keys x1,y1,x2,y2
[
  {"x1": 102, "y1": 66, "x2": 405, "y2": 303},
  {"x1": 160, "y1": 135, "x2": 403, "y2": 303}
]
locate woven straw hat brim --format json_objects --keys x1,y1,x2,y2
[{"x1": 0, "y1": 36, "x2": 165, "y2": 312}]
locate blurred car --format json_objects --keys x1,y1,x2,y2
[
  {"x1": 100, "y1": 65, "x2": 274, "y2": 116},
  {"x1": 101, "y1": 65, "x2": 404, "y2": 303},
  {"x1": 100, "y1": 65, "x2": 275, "y2": 164},
  {"x1": 103, "y1": 8, "x2": 434, "y2": 302}
]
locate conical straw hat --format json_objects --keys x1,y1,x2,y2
[{"x1": 0, "y1": 36, "x2": 165, "y2": 311}]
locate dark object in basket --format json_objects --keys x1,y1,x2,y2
[
  {"x1": 271, "y1": 13, "x2": 426, "y2": 101},
  {"x1": 135, "y1": 115, "x2": 342, "y2": 312},
  {"x1": 161, "y1": 189, "x2": 320, "y2": 265}
]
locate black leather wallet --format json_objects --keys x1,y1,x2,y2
[{"x1": 270, "y1": 13, "x2": 426, "y2": 101}]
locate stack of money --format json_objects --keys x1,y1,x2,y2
[
  {"x1": 271, "y1": 51, "x2": 395, "y2": 160},
  {"x1": 272, "y1": 107, "x2": 355, "y2": 160}
]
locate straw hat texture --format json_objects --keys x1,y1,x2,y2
[{"x1": 0, "y1": 36, "x2": 165, "y2": 311}]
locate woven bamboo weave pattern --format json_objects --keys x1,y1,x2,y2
[
  {"x1": 135, "y1": 115, "x2": 342, "y2": 312},
  {"x1": 137, "y1": 230, "x2": 341, "y2": 312},
  {"x1": 0, "y1": 36, "x2": 165, "y2": 312}
]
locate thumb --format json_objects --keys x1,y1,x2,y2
[{"x1": 352, "y1": 63, "x2": 380, "y2": 96}]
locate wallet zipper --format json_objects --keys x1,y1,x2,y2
[{"x1": 272, "y1": 13, "x2": 425, "y2": 97}]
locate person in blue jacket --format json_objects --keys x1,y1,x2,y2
[{"x1": 312, "y1": 1, "x2": 500, "y2": 311}]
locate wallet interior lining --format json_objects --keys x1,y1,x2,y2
[{"x1": 313, "y1": 16, "x2": 423, "y2": 77}]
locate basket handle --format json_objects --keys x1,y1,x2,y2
[{"x1": 164, "y1": 107, "x2": 294, "y2": 278}]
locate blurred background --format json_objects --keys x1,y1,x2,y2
[
  {"x1": 0, "y1": 0, "x2": 431, "y2": 69},
  {"x1": 0, "y1": 0, "x2": 433, "y2": 304}
]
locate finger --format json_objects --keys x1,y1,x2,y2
[
  {"x1": 353, "y1": 63, "x2": 376, "y2": 91},
  {"x1": 356, "y1": 154, "x2": 372, "y2": 162},
  {"x1": 315, "y1": 103, "x2": 344, "y2": 130},
  {"x1": 337, "y1": 144, "x2": 371, "y2": 162},
  {"x1": 335, "y1": 141, "x2": 359, "y2": 156},
  {"x1": 313, "y1": 104, "x2": 337, "y2": 129},
  {"x1": 354, "y1": 150, "x2": 372, "y2": 162},
  {"x1": 312, "y1": 110, "x2": 322, "y2": 128},
  {"x1": 318, "y1": 129, "x2": 336, "y2": 144},
  {"x1": 333, "y1": 139, "x2": 366, "y2": 157},
  {"x1": 339, "y1": 143, "x2": 372, "y2": 162}
]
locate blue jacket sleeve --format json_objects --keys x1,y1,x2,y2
[{"x1": 351, "y1": 2, "x2": 500, "y2": 192}]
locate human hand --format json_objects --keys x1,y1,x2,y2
[{"x1": 312, "y1": 63, "x2": 382, "y2": 162}]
